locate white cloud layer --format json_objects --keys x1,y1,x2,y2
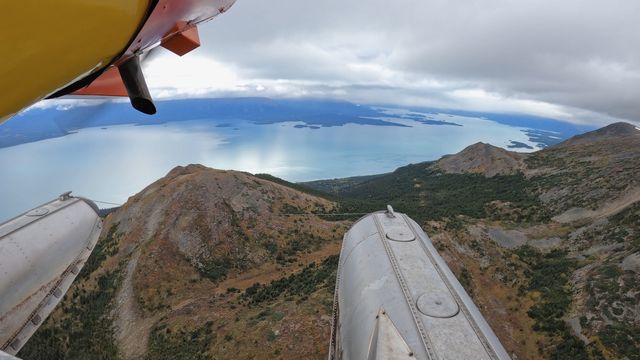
[{"x1": 140, "y1": 0, "x2": 640, "y2": 126}]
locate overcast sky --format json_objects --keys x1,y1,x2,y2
[{"x1": 143, "y1": 0, "x2": 640, "y2": 126}]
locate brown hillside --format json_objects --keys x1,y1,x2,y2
[
  {"x1": 554, "y1": 122, "x2": 639, "y2": 148},
  {"x1": 20, "y1": 164, "x2": 349, "y2": 360},
  {"x1": 525, "y1": 122, "x2": 640, "y2": 216},
  {"x1": 435, "y1": 142, "x2": 527, "y2": 177}
]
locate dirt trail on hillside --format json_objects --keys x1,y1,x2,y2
[
  {"x1": 553, "y1": 187, "x2": 640, "y2": 223},
  {"x1": 594, "y1": 187, "x2": 640, "y2": 219},
  {"x1": 113, "y1": 252, "x2": 160, "y2": 360}
]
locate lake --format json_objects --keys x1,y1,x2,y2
[{"x1": 0, "y1": 106, "x2": 576, "y2": 221}]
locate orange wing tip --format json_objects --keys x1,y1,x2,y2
[
  {"x1": 71, "y1": 67, "x2": 127, "y2": 97},
  {"x1": 161, "y1": 23, "x2": 201, "y2": 56}
]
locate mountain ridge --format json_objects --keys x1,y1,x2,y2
[
  {"x1": 20, "y1": 164, "x2": 347, "y2": 360},
  {"x1": 553, "y1": 121, "x2": 640, "y2": 148},
  {"x1": 434, "y1": 142, "x2": 528, "y2": 177}
]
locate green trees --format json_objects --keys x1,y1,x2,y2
[
  {"x1": 19, "y1": 225, "x2": 124, "y2": 360},
  {"x1": 244, "y1": 255, "x2": 338, "y2": 305},
  {"x1": 331, "y1": 165, "x2": 544, "y2": 223},
  {"x1": 515, "y1": 246, "x2": 592, "y2": 358},
  {"x1": 147, "y1": 322, "x2": 215, "y2": 360},
  {"x1": 197, "y1": 256, "x2": 232, "y2": 282}
]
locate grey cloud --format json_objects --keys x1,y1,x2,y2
[{"x1": 184, "y1": 0, "x2": 640, "y2": 123}]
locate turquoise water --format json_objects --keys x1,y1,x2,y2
[{"x1": 0, "y1": 114, "x2": 537, "y2": 221}]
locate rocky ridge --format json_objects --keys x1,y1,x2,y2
[{"x1": 434, "y1": 142, "x2": 528, "y2": 177}]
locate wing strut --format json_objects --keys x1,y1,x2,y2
[{"x1": 118, "y1": 55, "x2": 156, "y2": 115}]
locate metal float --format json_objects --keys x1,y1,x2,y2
[
  {"x1": 329, "y1": 206, "x2": 511, "y2": 360},
  {"x1": 0, "y1": 193, "x2": 102, "y2": 357}
]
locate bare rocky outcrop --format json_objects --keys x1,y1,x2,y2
[{"x1": 434, "y1": 142, "x2": 527, "y2": 177}]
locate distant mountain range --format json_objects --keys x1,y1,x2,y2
[
  {"x1": 0, "y1": 97, "x2": 593, "y2": 148},
  {"x1": 20, "y1": 122, "x2": 639, "y2": 360}
]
